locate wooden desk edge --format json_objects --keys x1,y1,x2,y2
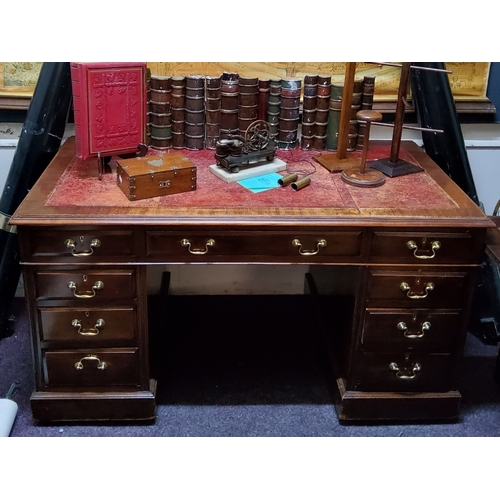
[{"x1": 10, "y1": 136, "x2": 494, "y2": 229}]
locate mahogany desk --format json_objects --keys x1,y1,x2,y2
[{"x1": 10, "y1": 137, "x2": 494, "y2": 423}]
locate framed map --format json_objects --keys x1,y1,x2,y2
[
  {"x1": 0, "y1": 62, "x2": 43, "y2": 109},
  {"x1": 0, "y1": 62, "x2": 492, "y2": 110}
]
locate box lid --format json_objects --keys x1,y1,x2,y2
[{"x1": 116, "y1": 154, "x2": 195, "y2": 177}]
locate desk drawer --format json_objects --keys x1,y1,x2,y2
[
  {"x1": 43, "y1": 349, "x2": 140, "y2": 387},
  {"x1": 38, "y1": 306, "x2": 136, "y2": 343},
  {"x1": 352, "y1": 352, "x2": 454, "y2": 392},
  {"x1": 366, "y1": 269, "x2": 469, "y2": 308},
  {"x1": 370, "y1": 230, "x2": 477, "y2": 264},
  {"x1": 146, "y1": 230, "x2": 362, "y2": 261},
  {"x1": 361, "y1": 309, "x2": 461, "y2": 351},
  {"x1": 35, "y1": 269, "x2": 136, "y2": 301},
  {"x1": 26, "y1": 229, "x2": 139, "y2": 261}
]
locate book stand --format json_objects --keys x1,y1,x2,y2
[
  {"x1": 97, "y1": 143, "x2": 149, "y2": 180},
  {"x1": 315, "y1": 62, "x2": 360, "y2": 173},
  {"x1": 341, "y1": 110, "x2": 385, "y2": 187},
  {"x1": 368, "y1": 62, "x2": 448, "y2": 177}
]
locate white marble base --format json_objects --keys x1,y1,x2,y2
[{"x1": 209, "y1": 158, "x2": 287, "y2": 183}]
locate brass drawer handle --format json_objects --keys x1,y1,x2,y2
[
  {"x1": 74, "y1": 355, "x2": 107, "y2": 371},
  {"x1": 400, "y1": 281, "x2": 434, "y2": 299},
  {"x1": 406, "y1": 240, "x2": 441, "y2": 259},
  {"x1": 292, "y1": 238, "x2": 327, "y2": 256},
  {"x1": 67, "y1": 280, "x2": 104, "y2": 298},
  {"x1": 71, "y1": 318, "x2": 105, "y2": 336},
  {"x1": 65, "y1": 238, "x2": 101, "y2": 257},
  {"x1": 181, "y1": 238, "x2": 215, "y2": 255},
  {"x1": 397, "y1": 321, "x2": 431, "y2": 339},
  {"x1": 389, "y1": 362, "x2": 421, "y2": 379}
]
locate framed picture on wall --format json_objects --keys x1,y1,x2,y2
[
  {"x1": 0, "y1": 62, "x2": 42, "y2": 110},
  {"x1": 0, "y1": 61, "x2": 494, "y2": 114}
]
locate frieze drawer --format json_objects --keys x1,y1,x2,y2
[
  {"x1": 25, "y1": 229, "x2": 140, "y2": 261},
  {"x1": 42, "y1": 348, "x2": 141, "y2": 387},
  {"x1": 370, "y1": 231, "x2": 478, "y2": 264},
  {"x1": 361, "y1": 309, "x2": 462, "y2": 351},
  {"x1": 35, "y1": 269, "x2": 137, "y2": 301},
  {"x1": 146, "y1": 230, "x2": 363, "y2": 261},
  {"x1": 366, "y1": 269, "x2": 470, "y2": 308},
  {"x1": 352, "y1": 352, "x2": 454, "y2": 392},
  {"x1": 38, "y1": 306, "x2": 136, "y2": 343}
]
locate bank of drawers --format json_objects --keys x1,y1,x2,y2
[
  {"x1": 352, "y1": 233, "x2": 475, "y2": 393},
  {"x1": 32, "y1": 268, "x2": 142, "y2": 390}
]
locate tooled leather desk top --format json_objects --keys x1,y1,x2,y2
[{"x1": 11, "y1": 137, "x2": 493, "y2": 228}]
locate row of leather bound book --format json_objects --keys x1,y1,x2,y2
[{"x1": 145, "y1": 72, "x2": 375, "y2": 152}]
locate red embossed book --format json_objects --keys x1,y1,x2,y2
[{"x1": 70, "y1": 62, "x2": 147, "y2": 159}]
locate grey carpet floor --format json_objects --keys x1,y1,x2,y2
[{"x1": 2, "y1": 295, "x2": 500, "y2": 437}]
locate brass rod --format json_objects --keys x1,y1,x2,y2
[
  {"x1": 369, "y1": 122, "x2": 443, "y2": 134},
  {"x1": 359, "y1": 123, "x2": 371, "y2": 174},
  {"x1": 367, "y1": 62, "x2": 452, "y2": 74},
  {"x1": 390, "y1": 62, "x2": 411, "y2": 163}
]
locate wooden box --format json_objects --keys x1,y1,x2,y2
[{"x1": 116, "y1": 154, "x2": 197, "y2": 201}]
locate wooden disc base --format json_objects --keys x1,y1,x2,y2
[
  {"x1": 369, "y1": 157, "x2": 423, "y2": 177},
  {"x1": 313, "y1": 152, "x2": 360, "y2": 172},
  {"x1": 341, "y1": 166, "x2": 386, "y2": 187}
]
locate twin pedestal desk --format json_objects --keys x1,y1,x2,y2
[{"x1": 10, "y1": 137, "x2": 494, "y2": 424}]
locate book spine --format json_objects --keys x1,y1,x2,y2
[
  {"x1": 257, "y1": 78, "x2": 270, "y2": 121},
  {"x1": 185, "y1": 75, "x2": 205, "y2": 150},
  {"x1": 313, "y1": 75, "x2": 331, "y2": 150},
  {"x1": 361, "y1": 75, "x2": 375, "y2": 110},
  {"x1": 238, "y1": 76, "x2": 258, "y2": 136},
  {"x1": 149, "y1": 74, "x2": 172, "y2": 150},
  {"x1": 205, "y1": 75, "x2": 222, "y2": 150},
  {"x1": 357, "y1": 75, "x2": 376, "y2": 151},
  {"x1": 171, "y1": 76, "x2": 186, "y2": 149},
  {"x1": 267, "y1": 79, "x2": 281, "y2": 141},
  {"x1": 326, "y1": 81, "x2": 342, "y2": 151},
  {"x1": 145, "y1": 69, "x2": 151, "y2": 146},
  {"x1": 220, "y1": 72, "x2": 239, "y2": 140},
  {"x1": 70, "y1": 62, "x2": 89, "y2": 159},
  {"x1": 278, "y1": 78, "x2": 301, "y2": 150},
  {"x1": 300, "y1": 75, "x2": 318, "y2": 150}
]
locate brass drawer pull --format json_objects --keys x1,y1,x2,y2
[
  {"x1": 400, "y1": 281, "x2": 434, "y2": 299},
  {"x1": 389, "y1": 362, "x2": 421, "y2": 379},
  {"x1": 65, "y1": 238, "x2": 101, "y2": 257},
  {"x1": 71, "y1": 318, "x2": 105, "y2": 336},
  {"x1": 181, "y1": 238, "x2": 215, "y2": 255},
  {"x1": 74, "y1": 355, "x2": 107, "y2": 371},
  {"x1": 406, "y1": 240, "x2": 441, "y2": 259},
  {"x1": 292, "y1": 238, "x2": 327, "y2": 256},
  {"x1": 67, "y1": 280, "x2": 104, "y2": 298},
  {"x1": 397, "y1": 321, "x2": 431, "y2": 339}
]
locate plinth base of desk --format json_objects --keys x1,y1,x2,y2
[
  {"x1": 31, "y1": 381, "x2": 157, "y2": 423},
  {"x1": 336, "y1": 383, "x2": 461, "y2": 422}
]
